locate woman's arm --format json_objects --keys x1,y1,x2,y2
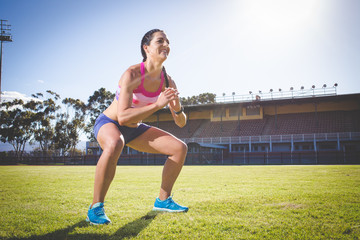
[
  {"x1": 167, "y1": 76, "x2": 187, "y2": 128},
  {"x1": 117, "y1": 68, "x2": 178, "y2": 126}
]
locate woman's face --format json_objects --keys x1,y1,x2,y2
[{"x1": 144, "y1": 31, "x2": 170, "y2": 62}]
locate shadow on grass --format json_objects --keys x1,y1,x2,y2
[
  {"x1": 7, "y1": 211, "x2": 160, "y2": 240},
  {"x1": 110, "y1": 211, "x2": 160, "y2": 239}
]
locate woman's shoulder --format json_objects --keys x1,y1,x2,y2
[
  {"x1": 119, "y1": 63, "x2": 142, "y2": 87},
  {"x1": 125, "y1": 63, "x2": 142, "y2": 79}
]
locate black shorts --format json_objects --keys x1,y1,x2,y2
[{"x1": 93, "y1": 113, "x2": 151, "y2": 144}]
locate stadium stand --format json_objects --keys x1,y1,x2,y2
[
  {"x1": 85, "y1": 93, "x2": 360, "y2": 165},
  {"x1": 147, "y1": 110, "x2": 360, "y2": 138},
  {"x1": 265, "y1": 111, "x2": 360, "y2": 135}
]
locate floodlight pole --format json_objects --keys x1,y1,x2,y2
[
  {"x1": 0, "y1": 39, "x2": 2, "y2": 100},
  {"x1": 0, "y1": 37, "x2": 3, "y2": 103},
  {"x1": 0, "y1": 19, "x2": 13, "y2": 103}
]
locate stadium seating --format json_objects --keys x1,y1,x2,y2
[
  {"x1": 265, "y1": 111, "x2": 360, "y2": 135},
  {"x1": 146, "y1": 110, "x2": 360, "y2": 138}
]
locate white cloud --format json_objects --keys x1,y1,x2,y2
[
  {"x1": 37, "y1": 80, "x2": 45, "y2": 84},
  {"x1": 1, "y1": 91, "x2": 42, "y2": 110}
]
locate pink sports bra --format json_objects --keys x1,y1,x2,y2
[{"x1": 115, "y1": 62, "x2": 164, "y2": 108}]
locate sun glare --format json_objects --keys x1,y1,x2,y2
[
  {"x1": 230, "y1": 0, "x2": 324, "y2": 41},
  {"x1": 251, "y1": 1, "x2": 320, "y2": 31}
]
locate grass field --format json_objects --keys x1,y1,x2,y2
[{"x1": 0, "y1": 165, "x2": 359, "y2": 240}]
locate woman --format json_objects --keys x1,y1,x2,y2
[{"x1": 86, "y1": 29, "x2": 188, "y2": 225}]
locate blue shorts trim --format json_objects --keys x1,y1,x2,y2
[{"x1": 94, "y1": 113, "x2": 151, "y2": 144}]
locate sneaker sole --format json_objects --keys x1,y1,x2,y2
[
  {"x1": 152, "y1": 207, "x2": 188, "y2": 212},
  {"x1": 86, "y1": 216, "x2": 111, "y2": 225}
]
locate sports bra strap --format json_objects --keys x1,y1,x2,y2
[{"x1": 137, "y1": 62, "x2": 164, "y2": 97}]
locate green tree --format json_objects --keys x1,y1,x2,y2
[
  {"x1": 53, "y1": 97, "x2": 87, "y2": 156},
  {"x1": 180, "y1": 93, "x2": 216, "y2": 105},
  {"x1": 53, "y1": 112, "x2": 71, "y2": 156},
  {"x1": 198, "y1": 93, "x2": 216, "y2": 104},
  {"x1": 0, "y1": 99, "x2": 36, "y2": 160},
  {"x1": 30, "y1": 91, "x2": 61, "y2": 156}
]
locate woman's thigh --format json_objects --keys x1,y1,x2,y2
[
  {"x1": 126, "y1": 127, "x2": 187, "y2": 155},
  {"x1": 97, "y1": 123, "x2": 125, "y2": 151}
]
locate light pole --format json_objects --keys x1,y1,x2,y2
[
  {"x1": 333, "y1": 83, "x2": 338, "y2": 95},
  {"x1": 249, "y1": 91, "x2": 253, "y2": 100},
  {"x1": 322, "y1": 84, "x2": 327, "y2": 94},
  {"x1": 0, "y1": 19, "x2": 13, "y2": 103},
  {"x1": 311, "y1": 85, "x2": 316, "y2": 96}
]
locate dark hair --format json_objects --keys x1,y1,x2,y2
[{"x1": 141, "y1": 29, "x2": 169, "y2": 87}]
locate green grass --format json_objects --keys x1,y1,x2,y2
[{"x1": 0, "y1": 165, "x2": 359, "y2": 240}]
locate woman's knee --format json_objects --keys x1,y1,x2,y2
[
  {"x1": 172, "y1": 140, "x2": 188, "y2": 158},
  {"x1": 102, "y1": 137, "x2": 124, "y2": 157},
  {"x1": 181, "y1": 141, "x2": 188, "y2": 155}
]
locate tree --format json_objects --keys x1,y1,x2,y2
[
  {"x1": 31, "y1": 91, "x2": 61, "y2": 156},
  {"x1": 85, "y1": 88, "x2": 115, "y2": 141},
  {"x1": 53, "y1": 97, "x2": 88, "y2": 156},
  {"x1": 53, "y1": 112, "x2": 72, "y2": 156},
  {"x1": 180, "y1": 93, "x2": 216, "y2": 105},
  {"x1": 1, "y1": 90, "x2": 92, "y2": 158},
  {"x1": 0, "y1": 99, "x2": 36, "y2": 160}
]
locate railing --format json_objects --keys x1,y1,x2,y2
[
  {"x1": 215, "y1": 86, "x2": 337, "y2": 103},
  {"x1": 182, "y1": 132, "x2": 360, "y2": 145},
  {"x1": 85, "y1": 132, "x2": 360, "y2": 152}
]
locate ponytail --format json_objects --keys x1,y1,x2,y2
[{"x1": 162, "y1": 66, "x2": 170, "y2": 88}]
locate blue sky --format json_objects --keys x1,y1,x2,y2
[{"x1": 1, "y1": 0, "x2": 359, "y2": 103}]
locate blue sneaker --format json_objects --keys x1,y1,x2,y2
[
  {"x1": 153, "y1": 196, "x2": 189, "y2": 212},
  {"x1": 86, "y1": 202, "x2": 111, "y2": 225}
]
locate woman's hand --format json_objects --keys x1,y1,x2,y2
[{"x1": 156, "y1": 88, "x2": 179, "y2": 109}]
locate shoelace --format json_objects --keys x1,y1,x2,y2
[
  {"x1": 167, "y1": 196, "x2": 181, "y2": 207},
  {"x1": 93, "y1": 206, "x2": 105, "y2": 216},
  {"x1": 167, "y1": 195, "x2": 175, "y2": 203}
]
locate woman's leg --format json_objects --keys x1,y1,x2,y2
[
  {"x1": 92, "y1": 123, "x2": 125, "y2": 206},
  {"x1": 127, "y1": 127, "x2": 187, "y2": 200}
]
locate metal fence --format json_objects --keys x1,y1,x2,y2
[
  {"x1": 1, "y1": 150, "x2": 359, "y2": 165},
  {"x1": 182, "y1": 132, "x2": 360, "y2": 145}
]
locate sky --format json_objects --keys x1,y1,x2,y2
[{"x1": 0, "y1": 0, "x2": 359, "y2": 104}]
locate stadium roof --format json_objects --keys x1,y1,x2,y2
[{"x1": 159, "y1": 92, "x2": 360, "y2": 112}]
